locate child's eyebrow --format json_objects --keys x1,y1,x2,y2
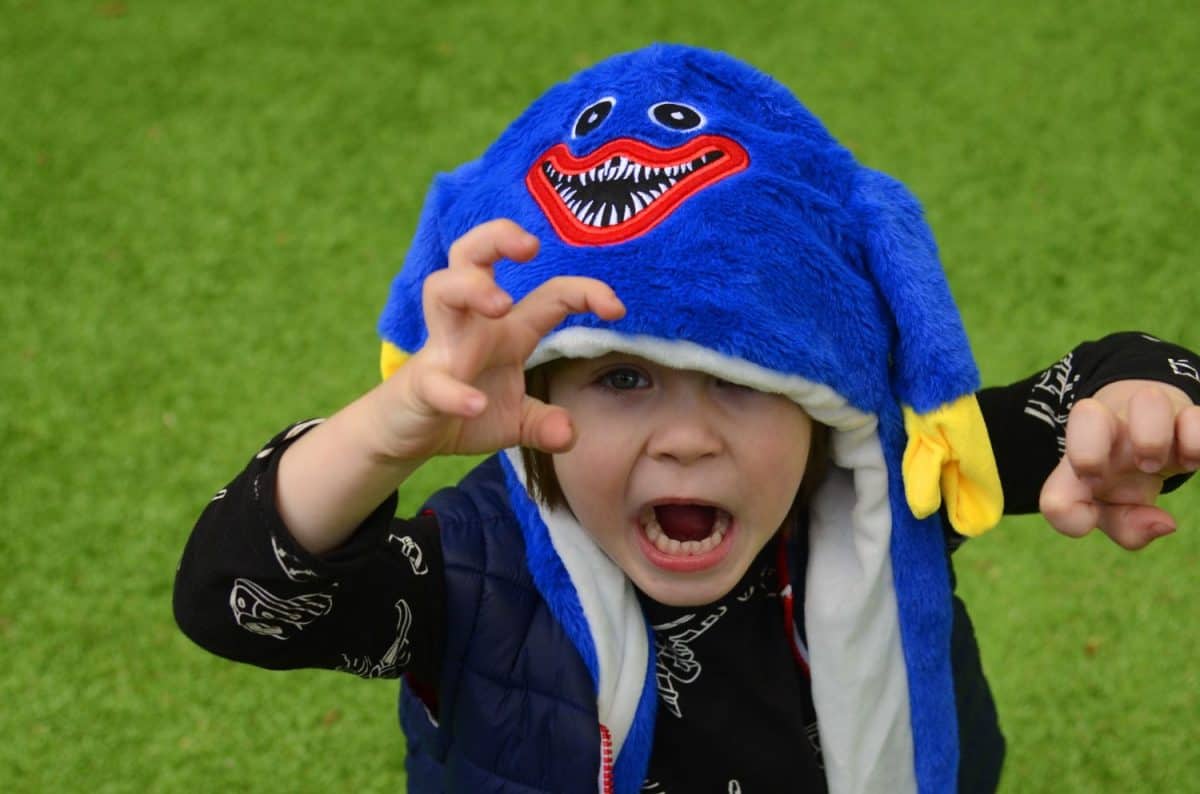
[{"x1": 579, "y1": 352, "x2": 646, "y2": 369}]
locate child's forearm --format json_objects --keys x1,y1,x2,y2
[
  {"x1": 275, "y1": 385, "x2": 426, "y2": 556},
  {"x1": 174, "y1": 418, "x2": 443, "y2": 679}
]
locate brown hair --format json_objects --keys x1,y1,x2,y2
[{"x1": 520, "y1": 362, "x2": 830, "y2": 522}]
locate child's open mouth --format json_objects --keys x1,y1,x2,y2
[{"x1": 637, "y1": 503, "x2": 735, "y2": 572}]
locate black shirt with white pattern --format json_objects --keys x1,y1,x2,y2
[{"x1": 173, "y1": 332, "x2": 1200, "y2": 791}]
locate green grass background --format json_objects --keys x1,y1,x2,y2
[{"x1": 3, "y1": 1, "x2": 1198, "y2": 790}]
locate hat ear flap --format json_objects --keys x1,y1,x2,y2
[
  {"x1": 850, "y1": 167, "x2": 978, "y2": 410},
  {"x1": 377, "y1": 165, "x2": 480, "y2": 373},
  {"x1": 851, "y1": 168, "x2": 1003, "y2": 536}
]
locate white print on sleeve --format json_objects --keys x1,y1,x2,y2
[
  {"x1": 211, "y1": 488, "x2": 228, "y2": 502},
  {"x1": 387, "y1": 533, "x2": 429, "y2": 576},
  {"x1": 229, "y1": 578, "x2": 332, "y2": 639},
  {"x1": 336, "y1": 599, "x2": 414, "y2": 679},
  {"x1": 652, "y1": 606, "x2": 727, "y2": 719},
  {"x1": 284, "y1": 417, "x2": 326, "y2": 440},
  {"x1": 255, "y1": 418, "x2": 327, "y2": 460},
  {"x1": 1024, "y1": 352, "x2": 1079, "y2": 453},
  {"x1": 1168, "y1": 358, "x2": 1200, "y2": 384},
  {"x1": 270, "y1": 533, "x2": 321, "y2": 582}
]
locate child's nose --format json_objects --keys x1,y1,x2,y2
[{"x1": 645, "y1": 398, "x2": 724, "y2": 464}]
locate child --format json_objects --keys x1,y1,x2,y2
[{"x1": 174, "y1": 45, "x2": 1200, "y2": 793}]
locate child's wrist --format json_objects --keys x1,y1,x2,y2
[{"x1": 357, "y1": 367, "x2": 447, "y2": 465}]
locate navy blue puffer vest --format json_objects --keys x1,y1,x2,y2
[{"x1": 400, "y1": 456, "x2": 609, "y2": 792}]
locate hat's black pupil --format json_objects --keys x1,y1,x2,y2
[
  {"x1": 653, "y1": 103, "x2": 701, "y2": 130},
  {"x1": 575, "y1": 100, "x2": 613, "y2": 136}
]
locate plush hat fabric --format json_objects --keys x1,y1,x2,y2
[{"x1": 379, "y1": 43, "x2": 1001, "y2": 794}]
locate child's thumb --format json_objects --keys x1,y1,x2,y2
[{"x1": 519, "y1": 397, "x2": 576, "y2": 454}]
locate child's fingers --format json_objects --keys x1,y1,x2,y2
[
  {"x1": 422, "y1": 267, "x2": 514, "y2": 334},
  {"x1": 412, "y1": 368, "x2": 488, "y2": 419},
  {"x1": 1063, "y1": 398, "x2": 1120, "y2": 482},
  {"x1": 1039, "y1": 457, "x2": 1101, "y2": 538},
  {"x1": 1175, "y1": 403, "x2": 1200, "y2": 470},
  {"x1": 447, "y1": 219, "x2": 539, "y2": 275},
  {"x1": 1096, "y1": 503, "x2": 1176, "y2": 550},
  {"x1": 1039, "y1": 457, "x2": 1171, "y2": 547},
  {"x1": 510, "y1": 276, "x2": 625, "y2": 339},
  {"x1": 519, "y1": 396, "x2": 576, "y2": 453},
  {"x1": 1041, "y1": 433, "x2": 1176, "y2": 548},
  {"x1": 422, "y1": 220, "x2": 539, "y2": 338},
  {"x1": 1125, "y1": 384, "x2": 1178, "y2": 472}
]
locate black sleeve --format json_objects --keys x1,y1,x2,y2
[
  {"x1": 173, "y1": 420, "x2": 445, "y2": 686},
  {"x1": 977, "y1": 332, "x2": 1200, "y2": 515}
]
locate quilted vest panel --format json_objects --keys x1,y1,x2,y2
[{"x1": 400, "y1": 456, "x2": 605, "y2": 793}]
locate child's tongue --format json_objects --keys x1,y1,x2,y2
[{"x1": 654, "y1": 505, "x2": 716, "y2": 542}]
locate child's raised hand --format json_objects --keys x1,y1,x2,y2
[
  {"x1": 1039, "y1": 380, "x2": 1200, "y2": 549},
  {"x1": 375, "y1": 219, "x2": 625, "y2": 461}
]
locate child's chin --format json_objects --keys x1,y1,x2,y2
[{"x1": 631, "y1": 568, "x2": 740, "y2": 607}]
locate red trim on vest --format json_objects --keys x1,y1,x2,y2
[
  {"x1": 776, "y1": 537, "x2": 811, "y2": 678},
  {"x1": 526, "y1": 135, "x2": 749, "y2": 246},
  {"x1": 598, "y1": 723, "x2": 614, "y2": 794}
]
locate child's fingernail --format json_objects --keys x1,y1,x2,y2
[
  {"x1": 1150, "y1": 523, "x2": 1176, "y2": 537},
  {"x1": 1136, "y1": 457, "x2": 1161, "y2": 473}
]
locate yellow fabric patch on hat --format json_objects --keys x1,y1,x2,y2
[
  {"x1": 380, "y1": 341, "x2": 410, "y2": 381},
  {"x1": 902, "y1": 395, "x2": 1004, "y2": 537}
]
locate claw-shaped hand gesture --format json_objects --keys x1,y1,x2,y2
[
  {"x1": 1039, "y1": 380, "x2": 1200, "y2": 549},
  {"x1": 374, "y1": 219, "x2": 625, "y2": 461}
]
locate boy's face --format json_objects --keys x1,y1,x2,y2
[{"x1": 547, "y1": 353, "x2": 814, "y2": 607}]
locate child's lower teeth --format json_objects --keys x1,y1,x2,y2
[{"x1": 644, "y1": 516, "x2": 726, "y2": 556}]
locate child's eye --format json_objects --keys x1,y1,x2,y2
[{"x1": 598, "y1": 367, "x2": 650, "y2": 391}]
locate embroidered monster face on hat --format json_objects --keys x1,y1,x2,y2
[
  {"x1": 525, "y1": 98, "x2": 749, "y2": 246},
  {"x1": 379, "y1": 44, "x2": 1002, "y2": 794}
]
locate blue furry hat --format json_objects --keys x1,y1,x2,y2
[{"x1": 379, "y1": 44, "x2": 1002, "y2": 794}]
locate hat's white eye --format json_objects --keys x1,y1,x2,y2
[
  {"x1": 573, "y1": 97, "x2": 615, "y2": 138},
  {"x1": 649, "y1": 102, "x2": 705, "y2": 131}
]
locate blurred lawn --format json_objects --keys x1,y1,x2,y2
[{"x1": 2, "y1": 1, "x2": 1198, "y2": 791}]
